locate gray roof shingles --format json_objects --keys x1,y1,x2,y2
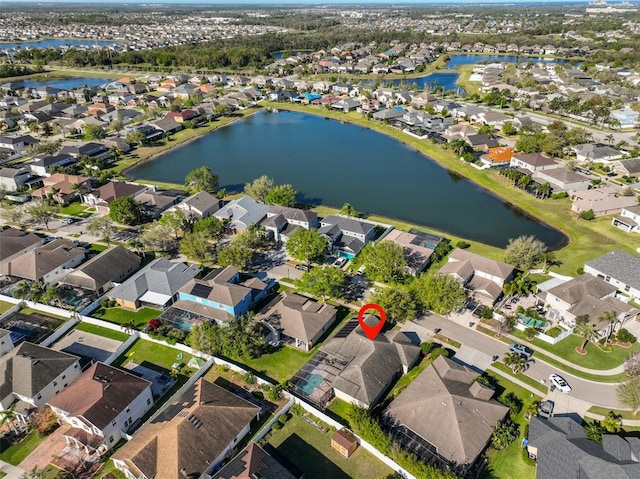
[{"x1": 585, "y1": 249, "x2": 640, "y2": 292}]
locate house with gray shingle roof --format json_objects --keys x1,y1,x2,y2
[
  {"x1": 540, "y1": 274, "x2": 639, "y2": 332},
  {"x1": 613, "y1": 158, "x2": 640, "y2": 177},
  {"x1": 0, "y1": 342, "x2": 81, "y2": 420},
  {"x1": 526, "y1": 416, "x2": 640, "y2": 479},
  {"x1": 60, "y1": 245, "x2": 141, "y2": 294},
  {"x1": 0, "y1": 228, "x2": 42, "y2": 266},
  {"x1": 321, "y1": 315, "x2": 421, "y2": 408},
  {"x1": 612, "y1": 205, "x2": 640, "y2": 234},
  {"x1": 0, "y1": 329, "x2": 15, "y2": 357},
  {"x1": 214, "y1": 195, "x2": 269, "y2": 233},
  {"x1": 584, "y1": 249, "x2": 640, "y2": 301},
  {"x1": 166, "y1": 191, "x2": 223, "y2": 220},
  {"x1": 107, "y1": 258, "x2": 200, "y2": 310},
  {"x1": 319, "y1": 214, "x2": 377, "y2": 258},
  {"x1": 260, "y1": 205, "x2": 319, "y2": 243},
  {"x1": 572, "y1": 143, "x2": 624, "y2": 163},
  {"x1": 257, "y1": 292, "x2": 338, "y2": 351},
  {"x1": 385, "y1": 356, "x2": 508, "y2": 475}
]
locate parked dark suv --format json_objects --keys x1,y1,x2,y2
[{"x1": 509, "y1": 343, "x2": 534, "y2": 359}]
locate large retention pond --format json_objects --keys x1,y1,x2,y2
[{"x1": 127, "y1": 110, "x2": 566, "y2": 249}]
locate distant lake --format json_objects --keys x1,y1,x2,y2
[
  {"x1": 447, "y1": 54, "x2": 569, "y2": 68},
  {"x1": 271, "y1": 50, "x2": 311, "y2": 59},
  {"x1": 127, "y1": 110, "x2": 566, "y2": 249},
  {"x1": 0, "y1": 39, "x2": 120, "y2": 51},
  {"x1": 387, "y1": 72, "x2": 461, "y2": 92},
  {"x1": 7, "y1": 77, "x2": 110, "y2": 91}
]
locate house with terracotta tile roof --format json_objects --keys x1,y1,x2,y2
[
  {"x1": 112, "y1": 378, "x2": 260, "y2": 479},
  {"x1": 479, "y1": 146, "x2": 514, "y2": 169},
  {"x1": 30, "y1": 173, "x2": 91, "y2": 205}
]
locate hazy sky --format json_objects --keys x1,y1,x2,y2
[{"x1": 1, "y1": 0, "x2": 592, "y2": 4}]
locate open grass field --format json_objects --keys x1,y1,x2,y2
[
  {"x1": 74, "y1": 321, "x2": 130, "y2": 342},
  {"x1": 0, "y1": 301, "x2": 14, "y2": 314},
  {"x1": 265, "y1": 415, "x2": 393, "y2": 479},
  {"x1": 91, "y1": 306, "x2": 161, "y2": 330},
  {"x1": 112, "y1": 338, "x2": 192, "y2": 371}
]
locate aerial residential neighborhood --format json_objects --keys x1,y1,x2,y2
[{"x1": 1, "y1": 2, "x2": 640, "y2": 479}]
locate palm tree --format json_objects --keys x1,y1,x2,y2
[
  {"x1": 503, "y1": 352, "x2": 532, "y2": 374},
  {"x1": 122, "y1": 320, "x2": 136, "y2": 335},
  {"x1": 539, "y1": 252, "x2": 560, "y2": 272},
  {"x1": 605, "y1": 133, "x2": 615, "y2": 145},
  {"x1": 575, "y1": 321, "x2": 599, "y2": 354},
  {"x1": 601, "y1": 411, "x2": 621, "y2": 433},
  {"x1": 524, "y1": 326, "x2": 538, "y2": 340},
  {"x1": 496, "y1": 315, "x2": 517, "y2": 338},
  {"x1": 600, "y1": 310, "x2": 618, "y2": 346}
]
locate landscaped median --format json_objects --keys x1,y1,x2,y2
[{"x1": 476, "y1": 324, "x2": 631, "y2": 383}]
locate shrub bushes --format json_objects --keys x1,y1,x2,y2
[
  {"x1": 617, "y1": 328, "x2": 637, "y2": 344},
  {"x1": 579, "y1": 209, "x2": 595, "y2": 220},
  {"x1": 546, "y1": 326, "x2": 563, "y2": 338},
  {"x1": 551, "y1": 191, "x2": 568, "y2": 199}
]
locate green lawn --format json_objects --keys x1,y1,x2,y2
[
  {"x1": 91, "y1": 306, "x2": 161, "y2": 329},
  {"x1": 481, "y1": 372, "x2": 540, "y2": 479},
  {"x1": 19, "y1": 308, "x2": 67, "y2": 321},
  {"x1": 587, "y1": 405, "x2": 640, "y2": 421},
  {"x1": 477, "y1": 325, "x2": 630, "y2": 383},
  {"x1": 0, "y1": 300, "x2": 14, "y2": 314},
  {"x1": 88, "y1": 243, "x2": 108, "y2": 254},
  {"x1": 326, "y1": 398, "x2": 352, "y2": 427},
  {"x1": 0, "y1": 431, "x2": 47, "y2": 465},
  {"x1": 75, "y1": 321, "x2": 130, "y2": 342},
  {"x1": 239, "y1": 346, "x2": 315, "y2": 383},
  {"x1": 509, "y1": 328, "x2": 640, "y2": 371},
  {"x1": 94, "y1": 460, "x2": 128, "y2": 479},
  {"x1": 265, "y1": 415, "x2": 393, "y2": 479},
  {"x1": 59, "y1": 202, "x2": 88, "y2": 216},
  {"x1": 112, "y1": 338, "x2": 193, "y2": 372}
]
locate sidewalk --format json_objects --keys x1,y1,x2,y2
[{"x1": 0, "y1": 460, "x2": 26, "y2": 479}]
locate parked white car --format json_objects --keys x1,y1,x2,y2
[{"x1": 549, "y1": 373, "x2": 571, "y2": 393}]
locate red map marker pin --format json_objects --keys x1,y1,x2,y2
[{"x1": 358, "y1": 303, "x2": 386, "y2": 341}]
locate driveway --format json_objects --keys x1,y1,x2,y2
[{"x1": 19, "y1": 425, "x2": 69, "y2": 471}]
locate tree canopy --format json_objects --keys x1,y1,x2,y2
[
  {"x1": 504, "y1": 235, "x2": 548, "y2": 271},
  {"x1": 109, "y1": 196, "x2": 144, "y2": 225},
  {"x1": 285, "y1": 228, "x2": 328, "y2": 265},
  {"x1": 360, "y1": 241, "x2": 408, "y2": 283},
  {"x1": 411, "y1": 273, "x2": 467, "y2": 316},
  {"x1": 185, "y1": 166, "x2": 219, "y2": 194},
  {"x1": 298, "y1": 266, "x2": 347, "y2": 301},
  {"x1": 244, "y1": 175, "x2": 275, "y2": 202},
  {"x1": 265, "y1": 183, "x2": 297, "y2": 207}
]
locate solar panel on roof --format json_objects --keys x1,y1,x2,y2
[
  {"x1": 191, "y1": 283, "x2": 212, "y2": 298},
  {"x1": 334, "y1": 319, "x2": 358, "y2": 338}
]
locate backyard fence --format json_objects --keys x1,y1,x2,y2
[
  {"x1": 103, "y1": 332, "x2": 140, "y2": 365},
  {"x1": 513, "y1": 322, "x2": 573, "y2": 345},
  {"x1": 40, "y1": 315, "x2": 80, "y2": 347}
]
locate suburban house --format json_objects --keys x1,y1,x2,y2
[
  {"x1": 213, "y1": 195, "x2": 269, "y2": 233},
  {"x1": 260, "y1": 205, "x2": 319, "y2": 243},
  {"x1": 321, "y1": 315, "x2": 421, "y2": 408},
  {"x1": 479, "y1": 147, "x2": 514, "y2": 169},
  {"x1": 165, "y1": 191, "x2": 223, "y2": 220},
  {"x1": 510, "y1": 152, "x2": 559, "y2": 173},
  {"x1": 83, "y1": 181, "x2": 147, "y2": 214},
  {"x1": 584, "y1": 249, "x2": 640, "y2": 301},
  {"x1": 60, "y1": 246, "x2": 141, "y2": 294},
  {"x1": 211, "y1": 443, "x2": 298, "y2": 479},
  {"x1": 526, "y1": 416, "x2": 640, "y2": 479},
  {"x1": 380, "y1": 229, "x2": 442, "y2": 275},
  {"x1": 0, "y1": 134, "x2": 38, "y2": 155},
  {"x1": 170, "y1": 266, "x2": 269, "y2": 328},
  {"x1": 59, "y1": 142, "x2": 109, "y2": 160},
  {"x1": 444, "y1": 124, "x2": 478, "y2": 141},
  {"x1": 439, "y1": 249, "x2": 515, "y2": 305},
  {"x1": 385, "y1": 356, "x2": 509, "y2": 475},
  {"x1": 319, "y1": 215, "x2": 377, "y2": 258},
  {"x1": 257, "y1": 292, "x2": 338, "y2": 351},
  {"x1": 612, "y1": 205, "x2": 640, "y2": 233},
  {"x1": 0, "y1": 167, "x2": 32, "y2": 192},
  {"x1": 571, "y1": 143, "x2": 624, "y2": 163},
  {"x1": 30, "y1": 174, "x2": 91, "y2": 205},
  {"x1": 48, "y1": 363, "x2": 154, "y2": 455},
  {"x1": 610, "y1": 107, "x2": 639, "y2": 128},
  {"x1": 0, "y1": 239, "x2": 85, "y2": 284},
  {"x1": 532, "y1": 167, "x2": 592, "y2": 193},
  {"x1": 537, "y1": 274, "x2": 639, "y2": 332},
  {"x1": 571, "y1": 186, "x2": 638, "y2": 217},
  {"x1": 0, "y1": 329, "x2": 14, "y2": 357},
  {"x1": 107, "y1": 258, "x2": 200, "y2": 310},
  {"x1": 112, "y1": 378, "x2": 260, "y2": 479},
  {"x1": 464, "y1": 134, "x2": 499, "y2": 151},
  {"x1": 29, "y1": 153, "x2": 76, "y2": 177},
  {"x1": 0, "y1": 228, "x2": 42, "y2": 266},
  {"x1": 0, "y1": 342, "x2": 81, "y2": 420},
  {"x1": 331, "y1": 430, "x2": 358, "y2": 459},
  {"x1": 133, "y1": 190, "x2": 180, "y2": 219},
  {"x1": 613, "y1": 158, "x2": 640, "y2": 178}
]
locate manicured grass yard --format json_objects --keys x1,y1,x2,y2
[
  {"x1": 265, "y1": 415, "x2": 393, "y2": 479},
  {"x1": 59, "y1": 202, "x2": 88, "y2": 216},
  {"x1": 482, "y1": 372, "x2": 541, "y2": 479},
  {"x1": 94, "y1": 460, "x2": 128, "y2": 479},
  {"x1": 240, "y1": 346, "x2": 314, "y2": 383},
  {"x1": 19, "y1": 307, "x2": 67, "y2": 321},
  {"x1": 91, "y1": 306, "x2": 161, "y2": 330},
  {"x1": 0, "y1": 431, "x2": 47, "y2": 465},
  {"x1": 491, "y1": 362, "x2": 548, "y2": 394},
  {"x1": 0, "y1": 300, "x2": 14, "y2": 314},
  {"x1": 509, "y1": 328, "x2": 640, "y2": 370},
  {"x1": 112, "y1": 338, "x2": 193, "y2": 372},
  {"x1": 75, "y1": 321, "x2": 130, "y2": 342},
  {"x1": 587, "y1": 405, "x2": 640, "y2": 422}
]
